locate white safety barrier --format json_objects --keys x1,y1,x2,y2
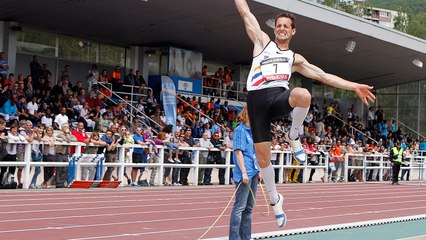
[
  {"x1": 0, "y1": 140, "x2": 333, "y2": 189},
  {"x1": 344, "y1": 153, "x2": 426, "y2": 182}
]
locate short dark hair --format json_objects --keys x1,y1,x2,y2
[{"x1": 275, "y1": 12, "x2": 296, "y2": 29}]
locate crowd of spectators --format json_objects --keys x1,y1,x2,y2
[{"x1": 0, "y1": 53, "x2": 425, "y2": 189}]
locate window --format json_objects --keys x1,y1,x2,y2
[
  {"x1": 398, "y1": 82, "x2": 418, "y2": 94},
  {"x1": 99, "y1": 44, "x2": 125, "y2": 67},
  {"x1": 17, "y1": 28, "x2": 56, "y2": 57},
  {"x1": 377, "y1": 95, "x2": 396, "y2": 107}
]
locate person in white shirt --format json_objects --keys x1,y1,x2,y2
[
  {"x1": 198, "y1": 132, "x2": 214, "y2": 185},
  {"x1": 54, "y1": 107, "x2": 69, "y2": 130},
  {"x1": 26, "y1": 96, "x2": 39, "y2": 121},
  {"x1": 41, "y1": 108, "x2": 53, "y2": 128}
]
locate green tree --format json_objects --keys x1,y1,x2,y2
[
  {"x1": 394, "y1": 9, "x2": 409, "y2": 32},
  {"x1": 407, "y1": 12, "x2": 426, "y2": 40}
]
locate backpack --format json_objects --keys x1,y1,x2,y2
[{"x1": 1, "y1": 172, "x2": 17, "y2": 189}]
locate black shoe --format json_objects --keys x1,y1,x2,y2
[
  {"x1": 18, "y1": 183, "x2": 23, "y2": 189},
  {"x1": 198, "y1": 182, "x2": 204, "y2": 185},
  {"x1": 127, "y1": 179, "x2": 131, "y2": 185}
]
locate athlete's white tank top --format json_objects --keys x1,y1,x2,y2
[{"x1": 246, "y1": 41, "x2": 295, "y2": 91}]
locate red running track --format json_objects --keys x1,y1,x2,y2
[{"x1": 0, "y1": 182, "x2": 426, "y2": 240}]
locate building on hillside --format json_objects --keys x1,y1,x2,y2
[{"x1": 363, "y1": 7, "x2": 406, "y2": 29}]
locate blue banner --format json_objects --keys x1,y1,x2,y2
[
  {"x1": 170, "y1": 76, "x2": 203, "y2": 95},
  {"x1": 161, "y1": 76, "x2": 177, "y2": 128}
]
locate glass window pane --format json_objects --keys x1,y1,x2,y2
[
  {"x1": 313, "y1": 84, "x2": 324, "y2": 98},
  {"x1": 382, "y1": 107, "x2": 397, "y2": 120},
  {"x1": 99, "y1": 44, "x2": 125, "y2": 67},
  {"x1": 334, "y1": 89, "x2": 356, "y2": 98},
  {"x1": 398, "y1": 82, "x2": 419, "y2": 94},
  {"x1": 421, "y1": 96, "x2": 426, "y2": 107},
  {"x1": 58, "y1": 36, "x2": 94, "y2": 62},
  {"x1": 421, "y1": 80, "x2": 426, "y2": 94},
  {"x1": 420, "y1": 108, "x2": 426, "y2": 136},
  {"x1": 160, "y1": 54, "x2": 168, "y2": 75},
  {"x1": 324, "y1": 85, "x2": 334, "y2": 98},
  {"x1": 376, "y1": 86, "x2": 396, "y2": 94},
  {"x1": 377, "y1": 95, "x2": 396, "y2": 107},
  {"x1": 398, "y1": 95, "x2": 418, "y2": 107},
  {"x1": 148, "y1": 54, "x2": 160, "y2": 75},
  {"x1": 398, "y1": 108, "x2": 418, "y2": 132},
  {"x1": 17, "y1": 28, "x2": 56, "y2": 57}
]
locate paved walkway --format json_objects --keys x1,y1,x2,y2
[{"x1": 279, "y1": 219, "x2": 426, "y2": 240}]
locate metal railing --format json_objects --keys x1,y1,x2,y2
[
  {"x1": 96, "y1": 81, "x2": 161, "y2": 133},
  {"x1": 202, "y1": 76, "x2": 247, "y2": 102},
  {"x1": 0, "y1": 140, "x2": 333, "y2": 189}
]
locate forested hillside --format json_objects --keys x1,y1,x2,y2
[
  {"x1": 366, "y1": 0, "x2": 426, "y2": 39},
  {"x1": 367, "y1": 0, "x2": 426, "y2": 14}
]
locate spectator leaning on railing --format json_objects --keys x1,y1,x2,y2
[{"x1": 55, "y1": 123, "x2": 77, "y2": 188}]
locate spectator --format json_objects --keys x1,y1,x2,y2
[
  {"x1": 145, "y1": 90, "x2": 158, "y2": 116},
  {"x1": 0, "y1": 52, "x2": 9, "y2": 79},
  {"x1": 41, "y1": 63, "x2": 52, "y2": 84},
  {"x1": 180, "y1": 128, "x2": 196, "y2": 186},
  {"x1": 55, "y1": 123, "x2": 77, "y2": 188},
  {"x1": 29, "y1": 125, "x2": 43, "y2": 189},
  {"x1": 109, "y1": 65, "x2": 122, "y2": 91},
  {"x1": 26, "y1": 96, "x2": 39, "y2": 123},
  {"x1": 82, "y1": 131, "x2": 106, "y2": 181},
  {"x1": 101, "y1": 130, "x2": 120, "y2": 181},
  {"x1": 30, "y1": 55, "x2": 42, "y2": 88},
  {"x1": 72, "y1": 121, "x2": 90, "y2": 152},
  {"x1": 87, "y1": 64, "x2": 99, "y2": 89},
  {"x1": 79, "y1": 103, "x2": 96, "y2": 131},
  {"x1": 204, "y1": 132, "x2": 225, "y2": 185},
  {"x1": 132, "y1": 126, "x2": 147, "y2": 186},
  {"x1": 124, "y1": 69, "x2": 136, "y2": 86},
  {"x1": 0, "y1": 124, "x2": 24, "y2": 188},
  {"x1": 99, "y1": 69, "x2": 108, "y2": 84},
  {"x1": 41, "y1": 126, "x2": 58, "y2": 188},
  {"x1": 54, "y1": 107, "x2": 69, "y2": 130},
  {"x1": 198, "y1": 132, "x2": 214, "y2": 185},
  {"x1": 59, "y1": 65, "x2": 71, "y2": 82},
  {"x1": 135, "y1": 70, "x2": 146, "y2": 87},
  {"x1": 0, "y1": 97, "x2": 18, "y2": 122}
]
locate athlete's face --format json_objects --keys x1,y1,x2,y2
[{"x1": 274, "y1": 17, "x2": 295, "y2": 43}]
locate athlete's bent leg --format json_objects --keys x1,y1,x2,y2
[{"x1": 286, "y1": 88, "x2": 310, "y2": 164}]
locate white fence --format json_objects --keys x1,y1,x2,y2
[
  {"x1": 2, "y1": 140, "x2": 424, "y2": 189},
  {"x1": 344, "y1": 153, "x2": 426, "y2": 182}
]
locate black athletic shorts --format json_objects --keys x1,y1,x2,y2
[{"x1": 247, "y1": 87, "x2": 293, "y2": 143}]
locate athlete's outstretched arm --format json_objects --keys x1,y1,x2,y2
[
  {"x1": 293, "y1": 53, "x2": 376, "y2": 106},
  {"x1": 235, "y1": 0, "x2": 270, "y2": 54}
]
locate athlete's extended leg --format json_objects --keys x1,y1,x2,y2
[{"x1": 255, "y1": 142, "x2": 286, "y2": 227}]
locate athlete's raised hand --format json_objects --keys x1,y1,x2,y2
[{"x1": 355, "y1": 84, "x2": 375, "y2": 106}]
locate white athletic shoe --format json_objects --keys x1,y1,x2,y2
[
  {"x1": 285, "y1": 132, "x2": 306, "y2": 164},
  {"x1": 271, "y1": 193, "x2": 287, "y2": 228}
]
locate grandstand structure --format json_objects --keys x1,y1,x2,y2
[{"x1": 0, "y1": 1, "x2": 425, "y2": 135}]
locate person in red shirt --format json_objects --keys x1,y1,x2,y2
[{"x1": 72, "y1": 121, "x2": 90, "y2": 153}]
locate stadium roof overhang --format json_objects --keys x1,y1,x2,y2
[{"x1": 1, "y1": 0, "x2": 425, "y2": 89}]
